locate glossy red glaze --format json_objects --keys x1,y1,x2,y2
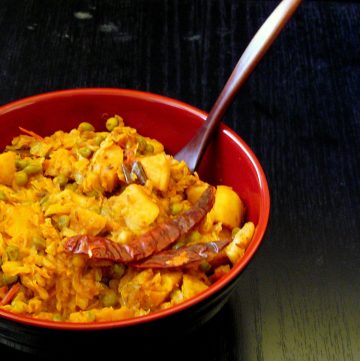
[{"x1": 0, "y1": 88, "x2": 270, "y2": 330}]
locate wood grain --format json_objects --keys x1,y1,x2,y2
[{"x1": 0, "y1": 1, "x2": 359, "y2": 360}]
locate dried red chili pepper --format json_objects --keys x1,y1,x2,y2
[
  {"x1": 132, "y1": 239, "x2": 231, "y2": 269},
  {"x1": 65, "y1": 186, "x2": 216, "y2": 263}
]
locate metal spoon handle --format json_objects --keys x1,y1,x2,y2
[{"x1": 175, "y1": 0, "x2": 302, "y2": 172}]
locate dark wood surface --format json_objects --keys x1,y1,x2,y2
[{"x1": 0, "y1": 0, "x2": 359, "y2": 360}]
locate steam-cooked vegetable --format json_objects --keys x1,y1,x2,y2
[
  {"x1": 213, "y1": 185, "x2": 245, "y2": 228},
  {"x1": 0, "y1": 152, "x2": 16, "y2": 186}
]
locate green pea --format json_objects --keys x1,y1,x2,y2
[
  {"x1": 188, "y1": 230, "x2": 201, "y2": 243},
  {"x1": 231, "y1": 227, "x2": 241, "y2": 238},
  {"x1": 52, "y1": 314, "x2": 63, "y2": 322},
  {"x1": 101, "y1": 289, "x2": 118, "y2": 307},
  {"x1": 95, "y1": 269, "x2": 102, "y2": 282},
  {"x1": 200, "y1": 261, "x2": 211, "y2": 273},
  {"x1": 79, "y1": 147, "x2": 92, "y2": 158},
  {"x1": 23, "y1": 162, "x2": 42, "y2": 175},
  {"x1": 15, "y1": 171, "x2": 28, "y2": 186},
  {"x1": 94, "y1": 134, "x2": 105, "y2": 146},
  {"x1": 65, "y1": 183, "x2": 78, "y2": 192},
  {"x1": 57, "y1": 215, "x2": 70, "y2": 229},
  {"x1": 85, "y1": 311, "x2": 96, "y2": 322},
  {"x1": 106, "y1": 117, "x2": 119, "y2": 131},
  {"x1": 0, "y1": 191, "x2": 7, "y2": 201},
  {"x1": 145, "y1": 143, "x2": 154, "y2": 154},
  {"x1": 2, "y1": 274, "x2": 18, "y2": 285},
  {"x1": 172, "y1": 241, "x2": 185, "y2": 250},
  {"x1": 113, "y1": 264, "x2": 125, "y2": 279},
  {"x1": 136, "y1": 137, "x2": 147, "y2": 154},
  {"x1": 170, "y1": 202, "x2": 183, "y2": 215},
  {"x1": 54, "y1": 174, "x2": 68, "y2": 187},
  {"x1": 6, "y1": 245, "x2": 19, "y2": 261},
  {"x1": 32, "y1": 236, "x2": 46, "y2": 250},
  {"x1": 15, "y1": 159, "x2": 29, "y2": 170},
  {"x1": 86, "y1": 190, "x2": 99, "y2": 198},
  {"x1": 109, "y1": 279, "x2": 120, "y2": 290},
  {"x1": 78, "y1": 122, "x2": 95, "y2": 132}
]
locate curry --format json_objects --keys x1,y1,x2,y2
[{"x1": 0, "y1": 115, "x2": 254, "y2": 322}]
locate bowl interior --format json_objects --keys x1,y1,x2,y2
[{"x1": 0, "y1": 88, "x2": 269, "y2": 329}]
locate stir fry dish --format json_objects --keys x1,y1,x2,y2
[{"x1": 0, "y1": 115, "x2": 255, "y2": 322}]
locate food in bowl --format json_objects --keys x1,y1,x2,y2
[{"x1": 0, "y1": 114, "x2": 255, "y2": 322}]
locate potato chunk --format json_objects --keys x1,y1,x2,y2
[
  {"x1": 69, "y1": 208, "x2": 106, "y2": 236},
  {"x1": 186, "y1": 183, "x2": 208, "y2": 204},
  {"x1": 212, "y1": 185, "x2": 245, "y2": 228},
  {"x1": 139, "y1": 152, "x2": 170, "y2": 192},
  {"x1": 225, "y1": 222, "x2": 255, "y2": 264},
  {"x1": 119, "y1": 269, "x2": 182, "y2": 310},
  {"x1": 44, "y1": 148, "x2": 75, "y2": 178},
  {"x1": 117, "y1": 184, "x2": 159, "y2": 233},
  {"x1": 83, "y1": 139, "x2": 123, "y2": 193},
  {"x1": 181, "y1": 274, "x2": 208, "y2": 300},
  {"x1": 0, "y1": 152, "x2": 16, "y2": 186}
]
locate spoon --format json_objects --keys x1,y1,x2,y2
[{"x1": 175, "y1": 0, "x2": 302, "y2": 172}]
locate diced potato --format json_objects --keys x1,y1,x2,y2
[
  {"x1": 186, "y1": 183, "x2": 209, "y2": 204},
  {"x1": 139, "y1": 152, "x2": 170, "y2": 192},
  {"x1": 225, "y1": 222, "x2": 255, "y2": 264},
  {"x1": 69, "y1": 208, "x2": 106, "y2": 236},
  {"x1": 141, "y1": 272, "x2": 181, "y2": 309},
  {"x1": 211, "y1": 265, "x2": 231, "y2": 283},
  {"x1": 117, "y1": 184, "x2": 159, "y2": 233},
  {"x1": 85, "y1": 140, "x2": 123, "y2": 192},
  {"x1": 30, "y1": 141, "x2": 52, "y2": 157},
  {"x1": 45, "y1": 204, "x2": 72, "y2": 216},
  {"x1": 181, "y1": 274, "x2": 208, "y2": 300},
  {"x1": 145, "y1": 138, "x2": 164, "y2": 154},
  {"x1": 169, "y1": 289, "x2": 184, "y2": 305},
  {"x1": 212, "y1": 185, "x2": 245, "y2": 228},
  {"x1": 0, "y1": 151, "x2": 16, "y2": 186},
  {"x1": 44, "y1": 148, "x2": 75, "y2": 178},
  {"x1": 119, "y1": 269, "x2": 181, "y2": 310}
]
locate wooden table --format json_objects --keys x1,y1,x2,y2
[{"x1": 0, "y1": 1, "x2": 359, "y2": 360}]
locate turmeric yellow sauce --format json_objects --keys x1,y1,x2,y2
[{"x1": 0, "y1": 115, "x2": 254, "y2": 322}]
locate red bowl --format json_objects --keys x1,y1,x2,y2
[{"x1": 0, "y1": 88, "x2": 270, "y2": 354}]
